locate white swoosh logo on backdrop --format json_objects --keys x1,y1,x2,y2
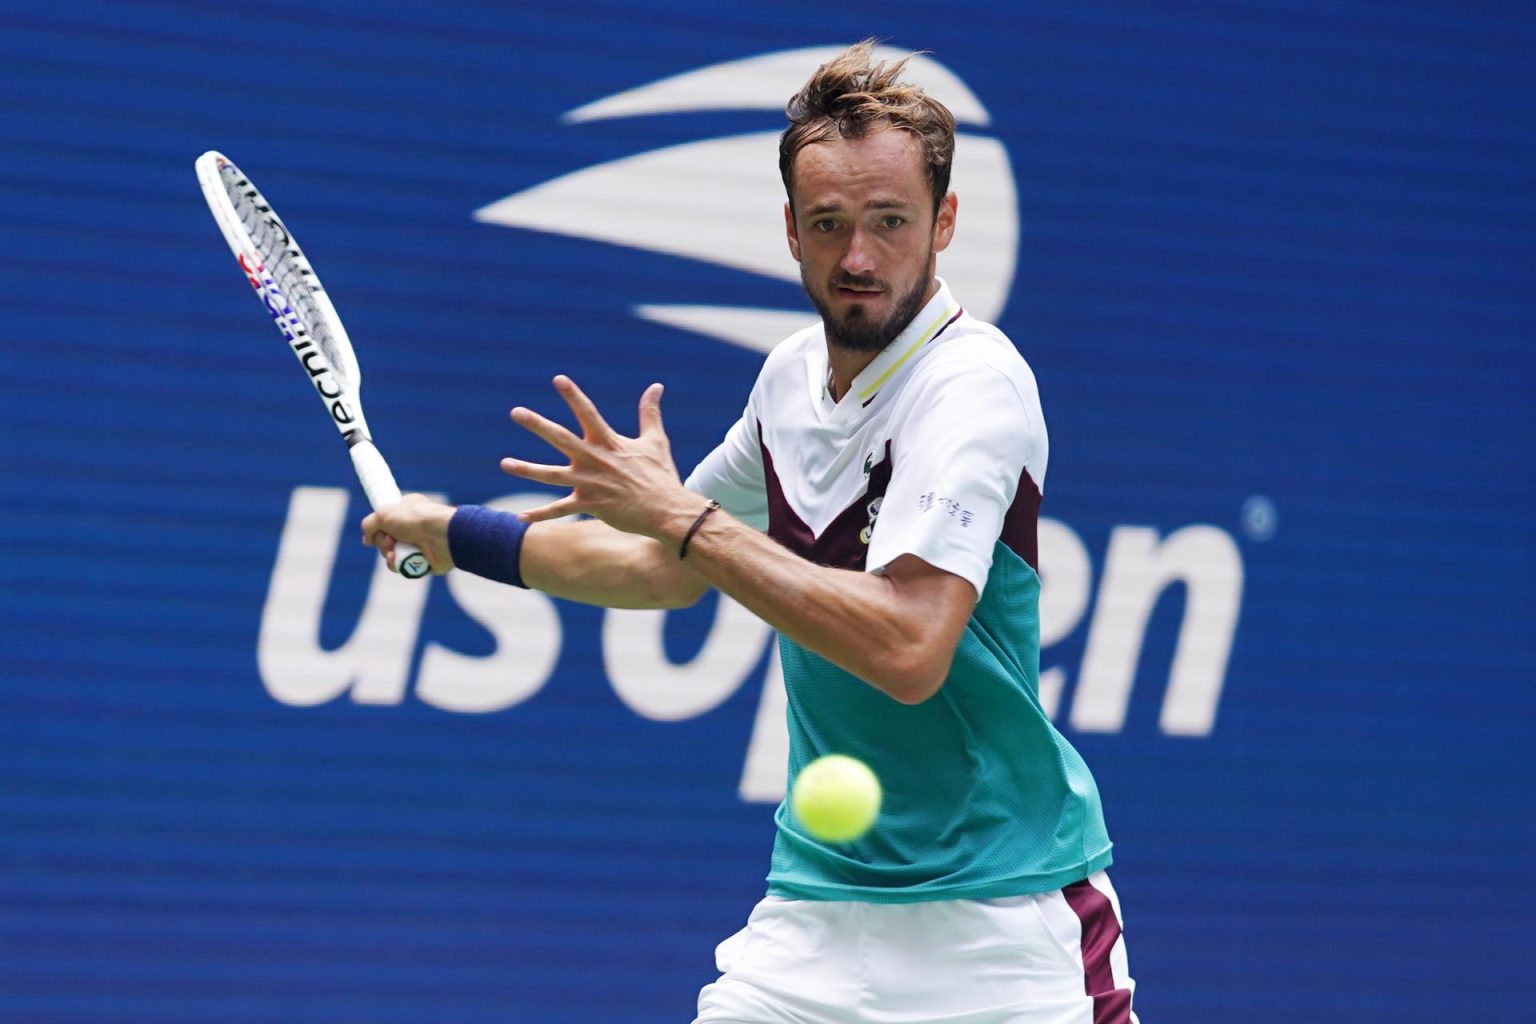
[{"x1": 475, "y1": 46, "x2": 1018, "y2": 353}]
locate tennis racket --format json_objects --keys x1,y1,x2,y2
[{"x1": 195, "y1": 150, "x2": 431, "y2": 579}]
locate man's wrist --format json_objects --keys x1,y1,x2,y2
[
  {"x1": 447, "y1": 505, "x2": 529, "y2": 588},
  {"x1": 678, "y1": 500, "x2": 722, "y2": 559}
]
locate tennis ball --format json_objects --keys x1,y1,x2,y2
[{"x1": 791, "y1": 754, "x2": 882, "y2": 843}]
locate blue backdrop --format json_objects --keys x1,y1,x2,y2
[{"x1": 1, "y1": 3, "x2": 1532, "y2": 1022}]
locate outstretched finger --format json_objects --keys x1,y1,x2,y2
[
  {"x1": 510, "y1": 405, "x2": 584, "y2": 457},
  {"x1": 517, "y1": 494, "x2": 583, "y2": 524},
  {"x1": 553, "y1": 375, "x2": 617, "y2": 443},
  {"x1": 637, "y1": 382, "x2": 666, "y2": 438},
  {"x1": 501, "y1": 457, "x2": 574, "y2": 487}
]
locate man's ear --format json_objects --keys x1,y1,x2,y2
[
  {"x1": 932, "y1": 192, "x2": 958, "y2": 253},
  {"x1": 785, "y1": 201, "x2": 802, "y2": 263}
]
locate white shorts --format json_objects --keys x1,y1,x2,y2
[{"x1": 692, "y1": 871, "x2": 1136, "y2": 1024}]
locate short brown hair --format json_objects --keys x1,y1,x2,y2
[{"x1": 779, "y1": 40, "x2": 957, "y2": 214}]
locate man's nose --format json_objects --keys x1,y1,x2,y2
[{"x1": 840, "y1": 226, "x2": 877, "y2": 276}]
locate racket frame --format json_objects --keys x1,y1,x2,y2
[{"x1": 195, "y1": 150, "x2": 431, "y2": 579}]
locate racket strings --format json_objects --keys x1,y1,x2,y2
[{"x1": 222, "y1": 174, "x2": 355, "y2": 390}]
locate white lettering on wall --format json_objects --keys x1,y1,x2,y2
[
  {"x1": 257, "y1": 486, "x2": 431, "y2": 707},
  {"x1": 416, "y1": 494, "x2": 563, "y2": 713},
  {"x1": 257, "y1": 489, "x2": 1249, "y2": 801},
  {"x1": 738, "y1": 641, "x2": 789, "y2": 801},
  {"x1": 1070, "y1": 525, "x2": 1244, "y2": 736},
  {"x1": 603, "y1": 593, "x2": 774, "y2": 721}
]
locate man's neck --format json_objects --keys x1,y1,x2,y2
[{"x1": 826, "y1": 347, "x2": 881, "y2": 403}]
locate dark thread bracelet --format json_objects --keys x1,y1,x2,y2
[{"x1": 678, "y1": 500, "x2": 721, "y2": 560}]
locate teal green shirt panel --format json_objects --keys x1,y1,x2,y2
[{"x1": 766, "y1": 545, "x2": 1113, "y2": 903}]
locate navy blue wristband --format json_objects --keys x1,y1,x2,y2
[{"x1": 447, "y1": 505, "x2": 530, "y2": 588}]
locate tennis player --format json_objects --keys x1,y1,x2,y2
[{"x1": 365, "y1": 40, "x2": 1136, "y2": 1024}]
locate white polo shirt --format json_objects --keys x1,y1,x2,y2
[{"x1": 685, "y1": 278, "x2": 1112, "y2": 902}]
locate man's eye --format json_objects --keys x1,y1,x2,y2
[
  {"x1": 881, "y1": 215, "x2": 905, "y2": 229},
  {"x1": 813, "y1": 219, "x2": 838, "y2": 233}
]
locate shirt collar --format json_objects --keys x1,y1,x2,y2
[{"x1": 834, "y1": 277, "x2": 962, "y2": 407}]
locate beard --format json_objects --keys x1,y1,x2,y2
[{"x1": 803, "y1": 258, "x2": 933, "y2": 354}]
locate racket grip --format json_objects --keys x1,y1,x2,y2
[{"x1": 350, "y1": 441, "x2": 432, "y2": 579}]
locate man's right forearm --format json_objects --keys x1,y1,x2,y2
[
  {"x1": 519, "y1": 517, "x2": 711, "y2": 610},
  {"x1": 364, "y1": 495, "x2": 709, "y2": 610}
]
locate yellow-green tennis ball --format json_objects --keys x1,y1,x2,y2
[{"x1": 791, "y1": 754, "x2": 882, "y2": 843}]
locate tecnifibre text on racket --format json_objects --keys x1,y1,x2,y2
[{"x1": 195, "y1": 151, "x2": 430, "y2": 579}]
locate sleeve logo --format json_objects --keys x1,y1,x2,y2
[{"x1": 917, "y1": 491, "x2": 974, "y2": 527}]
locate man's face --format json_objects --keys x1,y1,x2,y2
[{"x1": 785, "y1": 127, "x2": 957, "y2": 353}]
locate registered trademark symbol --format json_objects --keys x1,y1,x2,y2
[{"x1": 1240, "y1": 495, "x2": 1277, "y2": 541}]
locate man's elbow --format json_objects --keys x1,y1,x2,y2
[{"x1": 870, "y1": 647, "x2": 953, "y2": 705}]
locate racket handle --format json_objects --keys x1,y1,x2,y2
[{"x1": 350, "y1": 441, "x2": 432, "y2": 579}]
